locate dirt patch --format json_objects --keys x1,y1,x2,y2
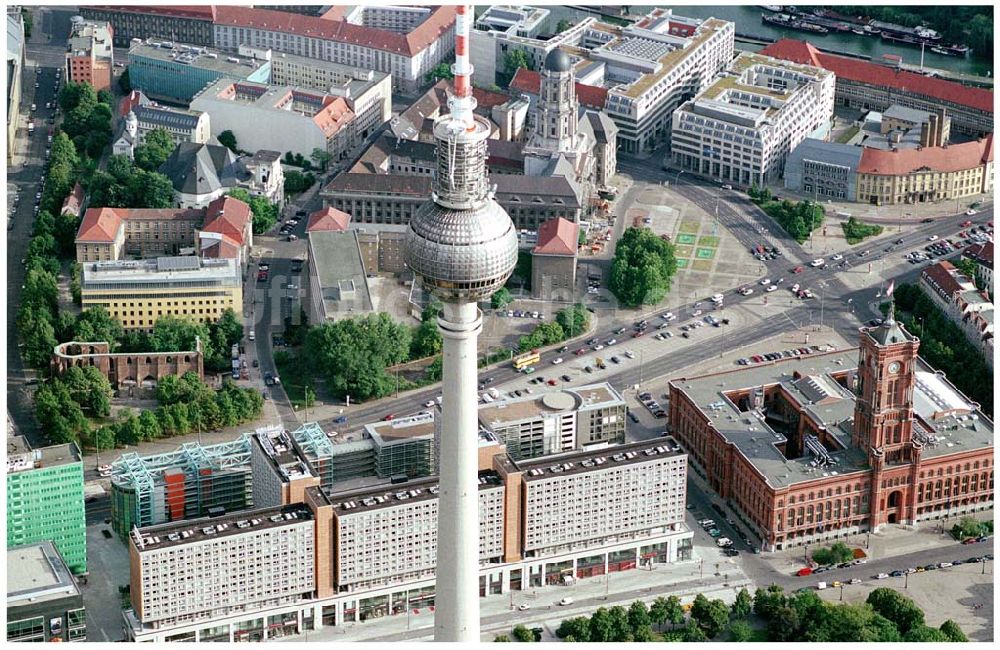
[{"x1": 691, "y1": 259, "x2": 714, "y2": 272}]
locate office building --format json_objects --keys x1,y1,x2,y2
[
  {"x1": 668, "y1": 318, "x2": 994, "y2": 552},
  {"x1": 260, "y1": 49, "x2": 392, "y2": 140},
  {"x1": 65, "y1": 18, "x2": 114, "y2": 92},
  {"x1": 6, "y1": 542, "x2": 87, "y2": 642},
  {"x1": 760, "y1": 39, "x2": 993, "y2": 137},
  {"x1": 321, "y1": 173, "x2": 582, "y2": 232},
  {"x1": 6, "y1": 443, "x2": 86, "y2": 575},
  {"x1": 880, "y1": 105, "x2": 950, "y2": 147},
  {"x1": 670, "y1": 51, "x2": 835, "y2": 186},
  {"x1": 306, "y1": 229, "x2": 374, "y2": 324},
  {"x1": 81, "y1": 256, "x2": 242, "y2": 331},
  {"x1": 211, "y1": 5, "x2": 456, "y2": 95},
  {"x1": 580, "y1": 9, "x2": 735, "y2": 153},
  {"x1": 855, "y1": 134, "x2": 994, "y2": 205},
  {"x1": 80, "y1": 5, "x2": 218, "y2": 47},
  {"x1": 478, "y1": 382, "x2": 626, "y2": 460},
  {"x1": 190, "y1": 78, "x2": 357, "y2": 161},
  {"x1": 366, "y1": 412, "x2": 437, "y2": 485},
  {"x1": 110, "y1": 433, "x2": 255, "y2": 540},
  {"x1": 75, "y1": 195, "x2": 252, "y2": 264},
  {"x1": 784, "y1": 138, "x2": 863, "y2": 202},
  {"x1": 126, "y1": 38, "x2": 271, "y2": 104},
  {"x1": 471, "y1": 6, "x2": 598, "y2": 87},
  {"x1": 531, "y1": 217, "x2": 579, "y2": 301},
  {"x1": 123, "y1": 438, "x2": 692, "y2": 642}
]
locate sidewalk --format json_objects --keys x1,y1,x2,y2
[{"x1": 775, "y1": 185, "x2": 991, "y2": 224}]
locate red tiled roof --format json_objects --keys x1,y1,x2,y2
[
  {"x1": 964, "y1": 242, "x2": 994, "y2": 270},
  {"x1": 921, "y1": 260, "x2": 973, "y2": 300},
  {"x1": 472, "y1": 86, "x2": 510, "y2": 111},
  {"x1": 759, "y1": 39, "x2": 994, "y2": 113},
  {"x1": 62, "y1": 182, "x2": 86, "y2": 215},
  {"x1": 533, "y1": 217, "x2": 579, "y2": 256},
  {"x1": 77, "y1": 207, "x2": 124, "y2": 243},
  {"x1": 201, "y1": 235, "x2": 241, "y2": 260},
  {"x1": 510, "y1": 68, "x2": 607, "y2": 110},
  {"x1": 858, "y1": 134, "x2": 994, "y2": 175},
  {"x1": 118, "y1": 90, "x2": 146, "y2": 118},
  {"x1": 314, "y1": 97, "x2": 355, "y2": 137},
  {"x1": 307, "y1": 207, "x2": 351, "y2": 233},
  {"x1": 87, "y1": 5, "x2": 216, "y2": 20},
  {"x1": 213, "y1": 5, "x2": 456, "y2": 57},
  {"x1": 202, "y1": 196, "x2": 251, "y2": 245}
]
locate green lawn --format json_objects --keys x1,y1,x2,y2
[
  {"x1": 836, "y1": 125, "x2": 860, "y2": 144},
  {"x1": 676, "y1": 233, "x2": 698, "y2": 245},
  {"x1": 679, "y1": 219, "x2": 701, "y2": 234},
  {"x1": 697, "y1": 235, "x2": 720, "y2": 247},
  {"x1": 675, "y1": 245, "x2": 694, "y2": 258},
  {"x1": 273, "y1": 351, "x2": 314, "y2": 408},
  {"x1": 691, "y1": 259, "x2": 714, "y2": 271},
  {"x1": 695, "y1": 247, "x2": 716, "y2": 260},
  {"x1": 676, "y1": 258, "x2": 689, "y2": 269}
]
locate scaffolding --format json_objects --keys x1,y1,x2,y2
[{"x1": 110, "y1": 434, "x2": 254, "y2": 539}]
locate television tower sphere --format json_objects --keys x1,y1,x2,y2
[{"x1": 405, "y1": 114, "x2": 518, "y2": 303}]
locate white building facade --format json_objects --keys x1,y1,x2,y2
[{"x1": 670, "y1": 51, "x2": 835, "y2": 186}]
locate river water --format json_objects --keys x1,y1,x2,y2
[{"x1": 543, "y1": 5, "x2": 992, "y2": 78}]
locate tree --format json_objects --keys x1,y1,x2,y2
[
  {"x1": 425, "y1": 62, "x2": 454, "y2": 83},
  {"x1": 129, "y1": 170, "x2": 175, "y2": 208},
  {"x1": 491, "y1": 287, "x2": 513, "y2": 310},
  {"x1": 310, "y1": 147, "x2": 333, "y2": 172},
  {"x1": 608, "y1": 227, "x2": 678, "y2": 308},
  {"x1": 283, "y1": 170, "x2": 316, "y2": 194},
  {"x1": 504, "y1": 49, "x2": 533, "y2": 75},
  {"x1": 626, "y1": 600, "x2": 651, "y2": 637},
  {"x1": 649, "y1": 596, "x2": 668, "y2": 631},
  {"x1": 812, "y1": 542, "x2": 855, "y2": 565},
  {"x1": 731, "y1": 587, "x2": 753, "y2": 620},
  {"x1": 754, "y1": 585, "x2": 786, "y2": 620},
  {"x1": 728, "y1": 619, "x2": 754, "y2": 641},
  {"x1": 82, "y1": 366, "x2": 113, "y2": 417},
  {"x1": 118, "y1": 67, "x2": 131, "y2": 94},
  {"x1": 555, "y1": 303, "x2": 589, "y2": 338},
  {"x1": 218, "y1": 130, "x2": 238, "y2": 153},
  {"x1": 903, "y1": 625, "x2": 951, "y2": 642},
  {"x1": 304, "y1": 314, "x2": 412, "y2": 401},
  {"x1": 556, "y1": 617, "x2": 590, "y2": 641},
  {"x1": 588, "y1": 607, "x2": 614, "y2": 643},
  {"x1": 493, "y1": 634, "x2": 511, "y2": 642},
  {"x1": 133, "y1": 127, "x2": 175, "y2": 171},
  {"x1": 664, "y1": 595, "x2": 685, "y2": 630},
  {"x1": 213, "y1": 309, "x2": 244, "y2": 348},
  {"x1": 767, "y1": 606, "x2": 800, "y2": 642},
  {"x1": 58, "y1": 82, "x2": 98, "y2": 114},
  {"x1": 682, "y1": 622, "x2": 707, "y2": 641},
  {"x1": 303, "y1": 385, "x2": 316, "y2": 417},
  {"x1": 939, "y1": 620, "x2": 968, "y2": 642},
  {"x1": 511, "y1": 625, "x2": 535, "y2": 642},
  {"x1": 20, "y1": 308, "x2": 59, "y2": 368},
  {"x1": 691, "y1": 594, "x2": 729, "y2": 639},
  {"x1": 607, "y1": 605, "x2": 632, "y2": 642},
  {"x1": 866, "y1": 588, "x2": 924, "y2": 635},
  {"x1": 556, "y1": 19, "x2": 573, "y2": 32},
  {"x1": 73, "y1": 307, "x2": 125, "y2": 348}
]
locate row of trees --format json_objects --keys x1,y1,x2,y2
[
  {"x1": 950, "y1": 515, "x2": 993, "y2": 541},
  {"x1": 889, "y1": 284, "x2": 993, "y2": 415},
  {"x1": 35, "y1": 367, "x2": 113, "y2": 445},
  {"x1": 609, "y1": 227, "x2": 679, "y2": 308},
  {"x1": 748, "y1": 185, "x2": 825, "y2": 243},
  {"x1": 284, "y1": 170, "x2": 317, "y2": 195},
  {"x1": 516, "y1": 303, "x2": 592, "y2": 353},
  {"x1": 753, "y1": 583, "x2": 967, "y2": 642},
  {"x1": 841, "y1": 216, "x2": 884, "y2": 245},
  {"x1": 282, "y1": 148, "x2": 335, "y2": 172}
]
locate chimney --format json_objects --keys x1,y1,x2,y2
[{"x1": 919, "y1": 122, "x2": 930, "y2": 148}]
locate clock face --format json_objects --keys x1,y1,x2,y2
[{"x1": 887, "y1": 361, "x2": 901, "y2": 374}]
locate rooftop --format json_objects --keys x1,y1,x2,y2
[
  {"x1": 518, "y1": 439, "x2": 685, "y2": 482},
  {"x1": 7, "y1": 542, "x2": 80, "y2": 608},
  {"x1": 858, "y1": 134, "x2": 994, "y2": 175},
  {"x1": 365, "y1": 412, "x2": 436, "y2": 444},
  {"x1": 479, "y1": 382, "x2": 624, "y2": 427},
  {"x1": 128, "y1": 38, "x2": 269, "y2": 77},
  {"x1": 307, "y1": 206, "x2": 351, "y2": 233},
  {"x1": 329, "y1": 471, "x2": 505, "y2": 516},
  {"x1": 308, "y1": 230, "x2": 372, "y2": 316},
  {"x1": 7, "y1": 443, "x2": 81, "y2": 474},
  {"x1": 533, "y1": 217, "x2": 579, "y2": 256},
  {"x1": 510, "y1": 68, "x2": 608, "y2": 110},
  {"x1": 132, "y1": 503, "x2": 313, "y2": 552},
  {"x1": 671, "y1": 347, "x2": 993, "y2": 488},
  {"x1": 81, "y1": 256, "x2": 239, "y2": 287},
  {"x1": 760, "y1": 39, "x2": 994, "y2": 113}
]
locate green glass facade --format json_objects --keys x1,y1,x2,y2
[{"x1": 6, "y1": 444, "x2": 87, "y2": 574}]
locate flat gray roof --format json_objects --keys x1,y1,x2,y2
[
  {"x1": 308, "y1": 230, "x2": 373, "y2": 318},
  {"x1": 129, "y1": 40, "x2": 269, "y2": 77},
  {"x1": 7, "y1": 442, "x2": 81, "y2": 474},
  {"x1": 134, "y1": 504, "x2": 313, "y2": 552},
  {"x1": 7, "y1": 542, "x2": 80, "y2": 607}
]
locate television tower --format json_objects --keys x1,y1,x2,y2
[{"x1": 403, "y1": 4, "x2": 518, "y2": 642}]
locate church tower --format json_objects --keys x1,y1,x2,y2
[
  {"x1": 852, "y1": 304, "x2": 921, "y2": 467},
  {"x1": 534, "y1": 48, "x2": 577, "y2": 149}
]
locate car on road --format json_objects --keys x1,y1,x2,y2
[
  {"x1": 424, "y1": 400, "x2": 436, "y2": 408},
  {"x1": 560, "y1": 374, "x2": 571, "y2": 382},
  {"x1": 961, "y1": 219, "x2": 974, "y2": 227},
  {"x1": 517, "y1": 604, "x2": 530, "y2": 611},
  {"x1": 875, "y1": 573, "x2": 890, "y2": 580},
  {"x1": 810, "y1": 258, "x2": 824, "y2": 267},
  {"x1": 759, "y1": 278, "x2": 771, "y2": 286},
  {"x1": 382, "y1": 414, "x2": 395, "y2": 421},
  {"x1": 889, "y1": 570, "x2": 905, "y2": 577},
  {"x1": 606, "y1": 338, "x2": 617, "y2": 346},
  {"x1": 765, "y1": 285, "x2": 777, "y2": 292},
  {"x1": 928, "y1": 235, "x2": 938, "y2": 241},
  {"x1": 264, "y1": 372, "x2": 274, "y2": 386},
  {"x1": 252, "y1": 359, "x2": 259, "y2": 368},
  {"x1": 551, "y1": 357, "x2": 563, "y2": 365},
  {"x1": 938, "y1": 562, "x2": 953, "y2": 568},
  {"x1": 627, "y1": 412, "x2": 639, "y2": 423},
  {"x1": 738, "y1": 287, "x2": 753, "y2": 296},
  {"x1": 965, "y1": 209, "x2": 977, "y2": 216},
  {"x1": 547, "y1": 378, "x2": 558, "y2": 386},
  {"x1": 708, "y1": 528, "x2": 722, "y2": 538},
  {"x1": 558, "y1": 597, "x2": 574, "y2": 606},
  {"x1": 574, "y1": 348, "x2": 587, "y2": 356},
  {"x1": 831, "y1": 254, "x2": 843, "y2": 261},
  {"x1": 333, "y1": 415, "x2": 348, "y2": 424},
  {"x1": 615, "y1": 327, "x2": 627, "y2": 335},
  {"x1": 623, "y1": 350, "x2": 636, "y2": 359}
]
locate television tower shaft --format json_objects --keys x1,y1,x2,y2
[{"x1": 404, "y1": 4, "x2": 518, "y2": 640}]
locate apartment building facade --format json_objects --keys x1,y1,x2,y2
[
  {"x1": 80, "y1": 5, "x2": 218, "y2": 47},
  {"x1": 6, "y1": 442, "x2": 87, "y2": 575},
  {"x1": 81, "y1": 256, "x2": 242, "y2": 331},
  {"x1": 671, "y1": 52, "x2": 835, "y2": 187},
  {"x1": 920, "y1": 261, "x2": 994, "y2": 367},
  {"x1": 124, "y1": 439, "x2": 692, "y2": 642}
]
